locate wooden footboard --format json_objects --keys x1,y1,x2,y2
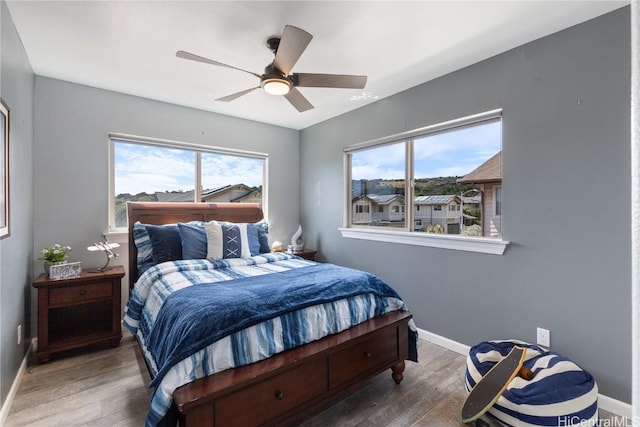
[{"x1": 173, "y1": 310, "x2": 412, "y2": 427}]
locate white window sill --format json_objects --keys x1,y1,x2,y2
[
  {"x1": 105, "y1": 230, "x2": 128, "y2": 245},
  {"x1": 339, "y1": 227, "x2": 509, "y2": 255}
]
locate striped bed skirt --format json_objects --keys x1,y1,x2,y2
[{"x1": 465, "y1": 340, "x2": 598, "y2": 427}]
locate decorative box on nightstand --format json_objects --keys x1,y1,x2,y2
[{"x1": 32, "y1": 265, "x2": 125, "y2": 362}]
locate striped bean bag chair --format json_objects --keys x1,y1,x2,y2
[{"x1": 465, "y1": 340, "x2": 598, "y2": 427}]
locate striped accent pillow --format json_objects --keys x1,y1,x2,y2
[
  {"x1": 133, "y1": 221, "x2": 153, "y2": 269},
  {"x1": 205, "y1": 221, "x2": 252, "y2": 260},
  {"x1": 465, "y1": 340, "x2": 598, "y2": 427}
]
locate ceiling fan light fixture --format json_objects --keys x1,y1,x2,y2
[{"x1": 262, "y1": 78, "x2": 291, "y2": 96}]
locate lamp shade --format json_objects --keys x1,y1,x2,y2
[{"x1": 262, "y1": 78, "x2": 291, "y2": 96}]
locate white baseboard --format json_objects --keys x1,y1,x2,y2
[
  {"x1": 0, "y1": 339, "x2": 33, "y2": 426},
  {"x1": 417, "y1": 326, "x2": 471, "y2": 355},
  {"x1": 598, "y1": 394, "x2": 632, "y2": 419},
  {"x1": 416, "y1": 327, "x2": 632, "y2": 419}
]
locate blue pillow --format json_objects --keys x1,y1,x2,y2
[
  {"x1": 137, "y1": 261, "x2": 157, "y2": 277},
  {"x1": 145, "y1": 223, "x2": 183, "y2": 264},
  {"x1": 247, "y1": 224, "x2": 261, "y2": 256},
  {"x1": 254, "y1": 220, "x2": 270, "y2": 254},
  {"x1": 178, "y1": 221, "x2": 207, "y2": 259}
]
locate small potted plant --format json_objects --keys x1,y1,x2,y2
[{"x1": 39, "y1": 244, "x2": 71, "y2": 275}]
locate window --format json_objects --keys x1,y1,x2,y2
[
  {"x1": 342, "y1": 110, "x2": 508, "y2": 255},
  {"x1": 109, "y1": 136, "x2": 266, "y2": 230},
  {"x1": 350, "y1": 143, "x2": 405, "y2": 228},
  {"x1": 355, "y1": 204, "x2": 369, "y2": 214}
]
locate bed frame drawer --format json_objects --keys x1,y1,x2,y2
[
  {"x1": 175, "y1": 311, "x2": 412, "y2": 427},
  {"x1": 328, "y1": 325, "x2": 399, "y2": 389},
  {"x1": 214, "y1": 359, "x2": 327, "y2": 426}
]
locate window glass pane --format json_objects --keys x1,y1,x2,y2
[
  {"x1": 413, "y1": 120, "x2": 501, "y2": 237},
  {"x1": 113, "y1": 142, "x2": 195, "y2": 227},
  {"x1": 351, "y1": 143, "x2": 405, "y2": 228},
  {"x1": 201, "y1": 153, "x2": 264, "y2": 204}
]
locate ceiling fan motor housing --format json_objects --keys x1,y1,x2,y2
[{"x1": 266, "y1": 37, "x2": 281, "y2": 54}]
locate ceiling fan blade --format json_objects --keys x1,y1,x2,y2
[
  {"x1": 293, "y1": 73, "x2": 367, "y2": 89},
  {"x1": 176, "y1": 50, "x2": 261, "y2": 78},
  {"x1": 216, "y1": 86, "x2": 260, "y2": 102},
  {"x1": 284, "y1": 87, "x2": 314, "y2": 112},
  {"x1": 273, "y1": 25, "x2": 313, "y2": 75}
]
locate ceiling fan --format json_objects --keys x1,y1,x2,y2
[{"x1": 176, "y1": 25, "x2": 367, "y2": 112}]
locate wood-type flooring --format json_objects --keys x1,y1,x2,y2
[{"x1": 5, "y1": 332, "x2": 624, "y2": 426}]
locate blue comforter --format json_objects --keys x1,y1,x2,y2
[{"x1": 145, "y1": 262, "x2": 406, "y2": 387}]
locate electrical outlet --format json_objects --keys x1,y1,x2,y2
[
  {"x1": 537, "y1": 327, "x2": 550, "y2": 347},
  {"x1": 17, "y1": 324, "x2": 22, "y2": 345}
]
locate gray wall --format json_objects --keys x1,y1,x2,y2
[
  {"x1": 31, "y1": 77, "x2": 300, "y2": 339},
  {"x1": 0, "y1": 0, "x2": 34, "y2": 409},
  {"x1": 300, "y1": 7, "x2": 631, "y2": 401}
]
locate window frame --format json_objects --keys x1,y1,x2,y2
[
  {"x1": 108, "y1": 133, "x2": 268, "y2": 232},
  {"x1": 494, "y1": 186, "x2": 503, "y2": 217},
  {"x1": 341, "y1": 109, "x2": 509, "y2": 255}
]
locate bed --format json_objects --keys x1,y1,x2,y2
[{"x1": 124, "y1": 202, "x2": 417, "y2": 427}]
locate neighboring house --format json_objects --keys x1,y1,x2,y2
[
  {"x1": 458, "y1": 151, "x2": 502, "y2": 237},
  {"x1": 367, "y1": 194, "x2": 405, "y2": 224},
  {"x1": 155, "y1": 190, "x2": 194, "y2": 202},
  {"x1": 202, "y1": 184, "x2": 259, "y2": 203},
  {"x1": 155, "y1": 183, "x2": 261, "y2": 204},
  {"x1": 232, "y1": 189, "x2": 263, "y2": 204},
  {"x1": 460, "y1": 194, "x2": 481, "y2": 228},
  {"x1": 414, "y1": 195, "x2": 461, "y2": 233},
  {"x1": 352, "y1": 195, "x2": 374, "y2": 224},
  {"x1": 352, "y1": 193, "x2": 464, "y2": 234}
]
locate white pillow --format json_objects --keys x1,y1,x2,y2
[{"x1": 205, "y1": 221, "x2": 252, "y2": 260}]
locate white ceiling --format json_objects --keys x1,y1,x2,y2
[{"x1": 6, "y1": 1, "x2": 628, "y2": 130}]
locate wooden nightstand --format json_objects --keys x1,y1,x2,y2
[
  {"x1": 293, "y1": 250, "x2": 317, "y2": 261},
  {"x1": 32, "y1": 266, "x2": 125, "y2": 362}
]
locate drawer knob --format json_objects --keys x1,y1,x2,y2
[
  {"x1": 364, "y1": 352, "x2": 373, "y2": 359},
  {"x1": 79, "y1": 290, "x2": 86, "y2": 295},
  {"x1": 275, "y1": 391, "x2": 285, "y2": 400}
]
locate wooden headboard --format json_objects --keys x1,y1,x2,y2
[{"x1": 127, "y1": 202, "x2": 264, "y2": 290}]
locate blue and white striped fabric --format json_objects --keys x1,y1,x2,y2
[
  {"x1": 465, "y1": 340, "x2": 598, "y2": 427},
  {"x1": 124, "y1": 253, "x2": 411, "y2": 427},
  {"x1": 133, "y1": 221, "x2": 153, "y2": 267}
]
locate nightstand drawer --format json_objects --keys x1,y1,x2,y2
[{"x1": 49, "y1": 281, "x2": 113, "y2": 306}]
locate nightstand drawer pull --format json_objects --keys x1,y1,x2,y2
[
  {"x1": 79, "y1": 290, "x2": 86, "y2": 295},
  {"x1": 364, "y1": 352, "x2": 373, "y2": 359},
  {"x1": 275, "y1": 391, "x2": 285, "y2": 400}
]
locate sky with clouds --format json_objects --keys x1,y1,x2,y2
[
  {"x1": 351, "y1": 120, "x2": 501, "y2": 181},
  {"x1": 115, "y1": 120, "x2": 499, "y2": 195},
  {"x1": 114, "y1": 142, "x2": 264, "y2": 195}
]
